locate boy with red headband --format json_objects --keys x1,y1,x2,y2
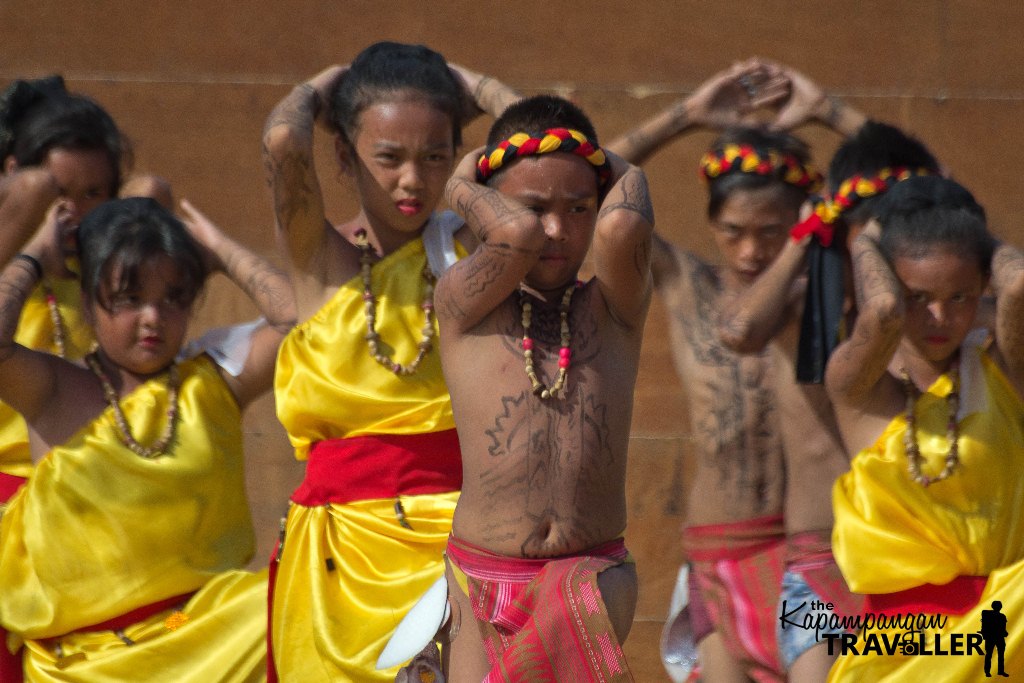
[
  {"x1": 606, "y1": 60, "x2": 865, "y2": 682},
  {"x1": 719, "y1": 119, "x2": 941, "y2": 681},
  {"x1": 435, "y1": 95, "x2": 653, "y2": 681}
]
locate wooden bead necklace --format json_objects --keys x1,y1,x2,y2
[
  {"x1": 85, "y1": 351, "x2": 180, "y2": 459},
  {"x1": 42, "y1": 283, "x2": 67, "y2": 358},
  {"x1": 520, "y1": 281, "x2": 579, "y2": 400},
  {"x1": 355, "y1": 229, "x2": 437, "y2": 376},
  {"x1": 899, "y1": 361, "x2": 960, "y2": 487}
]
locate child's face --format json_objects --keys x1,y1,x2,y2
[
  {"x1": 709, "y1": 184, "x2": 799, "y2": 286},
  {"x1": 88, "y1": 254, "x2": 193, "y2": 376},
  {"x1": 42, "y1": 147, "x2": 116, "y2": 259},
  {"x1": 893, "y1": 247, "x2": 986, "y2": 364},
  {"x1": 492, "y1": 153, "x2": 600, "y2": 291},
  {"x1": 339, "y1": 96, "x2": 455, "y2": 235}
]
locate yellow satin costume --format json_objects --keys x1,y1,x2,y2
[
  {"x1": 0, "y1": 356, "x2": 267, "y2": 682},
  {"x1": 272, "y1": 234, "x2": 464, "y2": 682},
  {"x1": 830, "y1": 341, "x2": 1024, "y2": 680},
  {"x1": 0, "y1": 280, "x2": 93, "y2": 480}
]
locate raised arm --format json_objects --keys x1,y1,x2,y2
[
  {"x1": 825, "y1": 221, "x2": 904, "y2": 404},
  {"x1": 718, "y1": 232, "x2": 809, "y2": 353},
  {"x1": 605, "y1": 59, "x2": 787, "y2": 165},
  {"x1": 261, "y1": 66, "x2": 343, "y2": 279},
  {"x1": 179, "y1": 199, "x2": 297, "y2": 408},
  {"x1": 765, "y1": 61, "x2": 867, "y2": 137},
  {"x1": 592, "y1": 152, "x2": 654, "y2": 328},
  {"x1": 448, "y1": 63, "x2": 522, "y2": 121},
  {"x1": 435, "y1": 149, "x2": 543, "y2": 333},
  {"x1": 0, "y1": 169, "x2": 64, "y2": 422},
  {"x1": 991, "y1": 242, "x2": 1024, "y2": 388}
]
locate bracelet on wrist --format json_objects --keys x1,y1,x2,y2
[{"x1": 14, "y1": 253, "x2": 43, "y2": 280}]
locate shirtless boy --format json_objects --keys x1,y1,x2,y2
[
  {"x1": 719, "y1": 120, "x2": 941, "y2": 681},
  {"x1": 435, "y1": 95, "x2": 653, "y2": 682},
  {"x1": 606, "y1": 60, "x2": 862, "y2": 682}
]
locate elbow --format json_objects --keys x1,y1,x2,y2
[
  {"x1": 718, "y1": 318, "x2": 766, "y2": 354},
  {"x1": 262, "y1": 125, "x2": 310, "y2": 163},
  {"x1": 863, "y1": 292, "x2": 905, "y2": 332}
]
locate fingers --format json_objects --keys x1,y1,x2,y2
[{"x1": 455, "y1": 146, "x2": 486, "y2": 180}]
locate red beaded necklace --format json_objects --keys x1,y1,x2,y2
[{"x1": 520, "y1": 281, "x2": 579, "y2": 400}]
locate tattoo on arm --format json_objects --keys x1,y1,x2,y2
[
  {"x1": 263, "y1": 84, "x2": 319, "y2": 139},
  {"x1": 0, "y1": 262, "x2": 38, "y2": 361},
  {"x1": 473, "y1": 76, "x2": 520, "y2": 116},
  {"x1": 447, "y1": 177, "x2": 535, "y2": 246},
  {"x1": 851, "y1": 236, "x2": 901, "y2": 321},
  {"x1": 824, "y1": 96, "x2": 843, "y2": 129},
  {"x1": 220, "y1": 248, "x2": 296, "y2": 330},
  {"x1": 598, "y1": 168, "x2": 655, "y2": 225}
]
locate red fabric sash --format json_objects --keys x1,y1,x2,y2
[
  {"x1": 70, "y1": 592, "x2": 195, "y2": 634},
  {"x1": 682, "y1": 514, "x2": 785, "y2": 562},
  {"x1": 290, "y1": 429, "x2": 462, "y2": 506},
  {"x1": 866, "y1": 575, "x2": 988, "y2": 617},
  {"x1": 447, "y1": 535, "x2": 629, "y2": 584},
  {"x1": 447, "y1": 535, "x2": 633, "y2": 682},
  {"x1": 0, "y1": 471, "x2": 26, "y2": 503},
  {"x1": 1, "y1": 473, "x2": 27, "y2": 682}
]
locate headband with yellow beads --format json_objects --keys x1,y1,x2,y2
[
  {"x1": 476, "y1": 127, "x2": 611, "y2": 185},
  {"x1": 790, "y1": 166, "x2": 935, "y2": 247},
  {"x1": 699, "y1": 143, "x2": 824, "y2": 193}
]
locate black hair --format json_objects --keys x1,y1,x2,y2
[
  {"x1": 828, "y1": 120, "x2": 939, "y2": 226},
  {"x1": 876, "y1": 175, "x2": 995, "y2": 275},
  {"x1": 78, "y1": 197, "x2": 207, "y2": 310},
  {"x1": 329, "y1": 42, "x2": 463, "y2": 149},
  {"x1": 0, "y1": 76, "x2": 128, "y2": 194},
  {"x1": 486, "y1": 94, "x2": 599, "y2": 146},
  {"x1": 704, "y1": 127, "x2": 812, "y2": 220}
]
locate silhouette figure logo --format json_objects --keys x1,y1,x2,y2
[{"x1": 980, "y1": 601, "x2": 1009, "y2": 677}]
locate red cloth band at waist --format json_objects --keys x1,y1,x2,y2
[
  {"x1": 865, "y1": 576, "x2": 988, "y2": 617},
  {"x1": 785, "y1": 529, "x2": 836, "y2": 572},
  {"x1": 291, "y1": 429, "x2": 462, "y2": 506},
  {"x1": 71, "y1": 592, "x2": 196, "y2": 635},
  {"x1": 446, "y1": 534, "x2": 628, "y2": 583},
  {"x1": 0, "y1": 472, "x2": 26, "y2": 503},
  {"x1": 683, "y1": 514, "x2": 786, "y2": 562}
]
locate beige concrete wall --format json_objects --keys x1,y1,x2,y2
[{"x1": 4, "y1": 2, "x2": 1023, "y2": 678}]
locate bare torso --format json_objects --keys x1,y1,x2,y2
[
  {"x1": 443, "y1": 282, "x2": 641, "y2": 558},
  {"x1": 770, "y1": 317, "x2": 850, "y2": 534},
  {"x1": 657, "y1": 246, "x2": 784, "y2": 526}
]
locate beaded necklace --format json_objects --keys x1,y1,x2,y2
[
  {"x1": 520, "y1": 281, "x2": 579, "y2": 400},
  {"x1": 42, "y1": 282, "x2": 67, "y2": 358},
  {"x1": 354, "y1": 228, "x2": 436, "y2": 376},
  {"x1": 85, "y1": 351, "x2": 180, "y2": 459},
  {"x1": 899, "y1": 361, "x2": 960, "y2": 487}
]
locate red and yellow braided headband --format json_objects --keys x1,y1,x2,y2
[
  {"x1": 791, "y1": 166, "x2": 935, "y2": 246},
  {"x1": 699, "y1": 143, "x2": 824, "y2": 193},
  {"x1": 476, "y1": 128, "x2": 611, "y2": 185}
]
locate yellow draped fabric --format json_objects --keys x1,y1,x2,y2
[
  {"x1": 830, "y1": 346, "x2": 1024, "y2": 680},
  {"x1": 272, "y1": 233, "x2": 464, "y2": 682},
  {"x1": 0, "y1": 279, "x2": 93, "y2": 479},
  {"x1": 275, "y1": 235, "x2": 464, "y2": 458},
  {"x1": 0, "y1": 356, "x2": 267, "y2": 681}
]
